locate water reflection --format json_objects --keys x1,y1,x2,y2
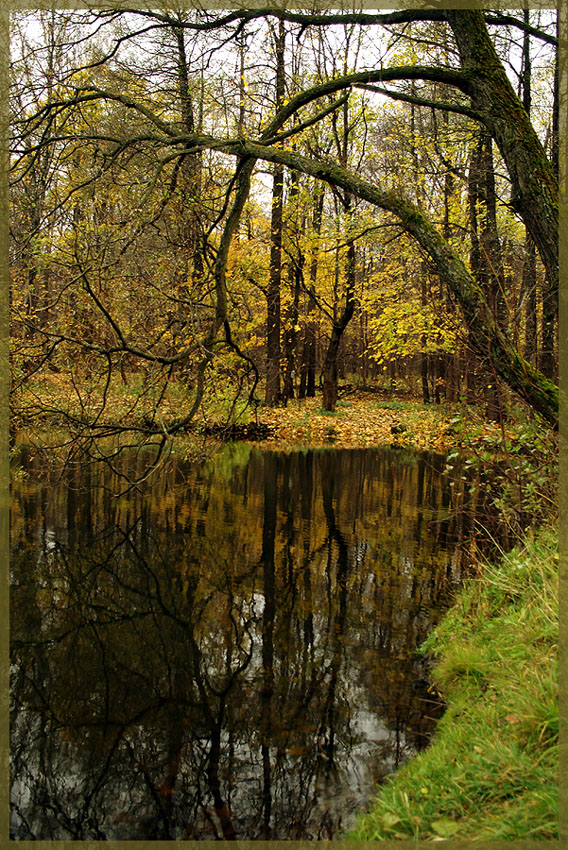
[{"x1": 11, "y1": 445, "x2": 473, "y2": 840}]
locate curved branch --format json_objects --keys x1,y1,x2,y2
[
  {"x1": 355, "y1": 84, "x2": 482, "y2": 121},
  {"x1": 73, "y1": 85, "x2": 177, "y2": 136},
  {"x1": 118, "y1": 7, "x2": 556, "y2": 47},
  {"x1": 116, "y1": 6, "x2": 449, "y2": 32},
  {"x1": 263, "y1": 93, "x2": 350, "y2": 146},
  {"x1": 484, "y1": 12, "x2": 557, "y2": 46},
  {"x1": 174, "y1": 132, "x2": 557, "y2": 427},
  {"x1": 261, "y1": 65, "x2": 473, "y2": 139}
]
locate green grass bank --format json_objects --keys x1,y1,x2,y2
[{"x1": 350, "y1": 526, "x2": 558, "y2": 841}]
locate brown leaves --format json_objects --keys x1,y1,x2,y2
[{"x1": 255, "y1": 394, "x2": 453, "y2": 452}]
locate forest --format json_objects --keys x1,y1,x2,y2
[
  {"x1": 9, "y1": 4, "x2": 560, "y2": 842},
  {"x1": 10, "y1": 5, "x2": 560, "y2": 443}
]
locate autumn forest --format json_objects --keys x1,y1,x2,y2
[
  {"x1": 9, "y1": 5, "x2": 560, "y2": 842},
  {"x1": 10, "y1": 6, "x2": 560, "y2": 442}
]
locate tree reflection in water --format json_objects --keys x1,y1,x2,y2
[{"x1": 10, "y1": 445, "x2": 475, "y2": 839}]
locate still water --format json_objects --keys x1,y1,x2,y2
[{"x1": 10, "y1": 443, "x2": 476, "y2": 840}]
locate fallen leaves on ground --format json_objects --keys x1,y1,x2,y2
[
  {"x1": 15, "y1": 375, "x2": 512, "y2": 456},
  {"x1": 252, "y1": 394, "x2": 454, "y2": 452}
]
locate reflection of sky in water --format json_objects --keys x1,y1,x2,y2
[{"x1": 10, "y1": 445, "x2": 475, "y2": 840}]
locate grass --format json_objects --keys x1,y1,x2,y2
[
  {"x1": 349, "y1": 526, "x2": 559, "y2": 841},
  {"x1": 374, "y1": 399, "x2": 411, "y2": 412}
]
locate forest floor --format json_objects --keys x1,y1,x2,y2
[
  {"x1": 251, "y1": 391, "x2": 509, "y2": 453},
  {"x1": 13, "y1": 372, "x2": 514, "y2": 456},
  {"x1": 349, "y1": 525, "x2": 559, "y2": 841},
  {"x1": 255, "y1": 393, "x2": 453, "y2": 451}
]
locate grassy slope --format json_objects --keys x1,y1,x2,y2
[{"x1": 349, "y1": 527, "x2": 558, "y2": 841}]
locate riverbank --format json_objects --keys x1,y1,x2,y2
[
  {"x1": 349, "y1": 525, "x2": 558, "y2": 841},
  {"x1": 14, "y1": 373, "x2": 515, "y2": 455}
]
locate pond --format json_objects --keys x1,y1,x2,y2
[{"x1": 10, "y1": 443, "x2": 478, "y2": 840}]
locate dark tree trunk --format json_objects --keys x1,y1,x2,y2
[
  {"x1": 282, "y1": 259, "x2": 302, "y2": 401},
  {"x1": 551, "y1": 12, "x2": 559, "y2": 185},
  {"x1": 441, "y1": 108, "x2": 458, "y2": 402},
  {"x1": 322, "y1": 87, "x2": 358, "y2": 411},
  {"x1": 434, "y1": 356, "x2": 445, "y2": 405},
  {"x1": 420, "y1": 275, "x2": 430, "y2": 404},
  {"x1": 447, "y1": 10, "x2": 557, "y2": 301},
  {"x1": 265, "y1": 22, "x2": 286, "y2": 404},
  {"x1": 299, "y1": 184, "x2": 324, "y2": 399},
  {"x1": 322, "y1": 233, "x2": 355, "y2": 411},
  {"x1": 299, "y1": 289, "x2": 317, "y2": 399},
  {"x1": 468, "y1": 127, "x2": 506, "y2": 420},
  {"x1": 538, "y1": 11, "x2": 558, "y2": 381},
  {"x1": 283, "y1": 171, "x2": 302, "y2": 401},
  {"x1": 523, "y1": 238, "x2": 537, "y2": 364},
  {"x1": 519, "y1": 18, "x2": 538, "y2": 369},
  {"x1": 175, "y1": 27, "x2": 204, "y2": 287},
  {"x1": 265, "y1": 160, "x2": 284, "y2": 404},
  {"x1": 540, "y1": 285, "x2": 556, "y2": 380},
  {"x1": 464, "y1": 351, "x2": 475, "y2": 405}
]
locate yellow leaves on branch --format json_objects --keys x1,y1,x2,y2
[{"x1": 367, "y1": 297, "x2": 458, "y2": 364}]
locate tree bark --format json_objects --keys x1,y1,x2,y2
[
  {"x1": 467, "y1": 128, "x2": 506, "y2": 421},
  {"x1": 265, "y1": 160, "x2": 284, "y2": 404},
  {"x1": 447, "y1": 10, "x2": 557, "y2": 301},
  {"x1": 265, "y1": 22, "x2": 286, "y2": 404},
  {"x1": 523, "y1": 238, "x2": 537, "y2": 365},
  {"x1": 282, "y1": 170, "x2": 302, "y2": 402},
  {"x1": 322, "y1": 85, "x2": 358, "y2": 411},
  {"x1": 322, "y1": 234, "x2": 355, "y2": 411},
  {"x1": 175, "y1": 27, "x2": 204, "y2": 287},
  {"x1": 519, "y1": 13, "x2": 538, "y2": 370},
  {"x1": 299, "y1": 184, "x2": 324, "y2": 398}
]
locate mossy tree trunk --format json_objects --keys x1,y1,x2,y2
[
  {"x1": 519, "y1": 16, "x2": 538, "y2": 369},
  {"x1": 447, "y1": 10, "x2": 557, "y2": 302},
  {"x1": 467, "y1": 128, "x2": 506, "y2": 421}
]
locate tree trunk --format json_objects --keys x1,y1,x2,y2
[
  {"x1": 447, "y1": 10, "x2": 557, "y2": 301},
  {"x1": 467, "y1": 127, "x2": 506, "y2": 421},
  {"x1": 519, "y1": 18, "x2": 538, "y2": 369},
  {"x1": 322, "y1": 85, "x2": 358, "y2": 411},
  {"x1": 265, "y1": 22, "x2": 286, "y2": 404},
  {"x1": 299, "y1": 184, "x2": 324, "y2": 399},
  {"x1": 523, "y1": 237, "x2": 537, "y2": 364},
  {"x1": 538, "y1": 15, "x2": 558, "y2": 381},
  {"x1": 299, "y1": 288, "x2": 317, "y2": 399},
  {"x1": 420, "y1": 275, "x2": 430, "y2": 404},
  {"x1": 322, "y1": 231, "x2": 355, "y2": 411},
  {"x1": 265, "y1": 162, "x2": 284, "y2": 404},
  {"x1": 282, "y1": 170, "x2": 302, "y2": 401},
  {"x1": 175, "y1": 27, "x2": 204, "y2": 287},
  {"x1": 283, "y1": 257, "x2": 302, "y2": 401},
  {"x1": 540, "y1": 283, "x2": 556, "y2": 380}
]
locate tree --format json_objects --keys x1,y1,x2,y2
[
  {"x1": 11, "y1": 8, "x2": 559, "y2": 433},
  {"x1": 265, "y1": 21, "x2": 286, "y2": 405}
]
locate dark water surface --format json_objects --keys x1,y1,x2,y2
[{"x1": 10, "y1": 444, "x2": 476, "y2": 840}]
